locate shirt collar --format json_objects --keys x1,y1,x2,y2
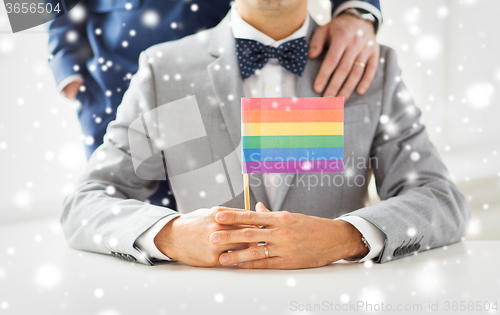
[{"x1": 230, "y1": 6, "x2": 310, "y2": 48}]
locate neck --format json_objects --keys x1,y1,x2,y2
[{"x1": 235, "y1": 2, "x2": 307, "y2": 41}]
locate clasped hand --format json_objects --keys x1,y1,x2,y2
[{"x1": 156, "y1": 203, "x2": 368, "y2": 269}]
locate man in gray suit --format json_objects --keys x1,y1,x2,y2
[{"x1": 62, "y1": 0, "x2": 470, "y2": 269}]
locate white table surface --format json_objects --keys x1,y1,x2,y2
[{"x1": 0, "y1": 217, "x2": 499, "y2": 315}]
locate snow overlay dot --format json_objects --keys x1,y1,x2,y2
[
  {"x1": 215, "y1": 173, "x2": 225, "y2": 184},
  {"x1": 407, "y1": 227, "x2": 417, "y2": 237},
  {"x1": 415, "y1": 35, "x2": 441, "y2": 60},
  {"x1": 214, "y1": 293, "x2": 224, "y2": 303},
  {"x1": 94, "y1": 288, "x2": 104, "y2": 298},
  {"x1": 34, "y1": 264, "x2": 62, "y2": 289},
  {"x1": 410, "y1": 152, "x2": 420, "y2": 161},
  {"x1": 466, "y1": 82, "x2": 495, "y2": 109},
  {"x1": 106, "y1": 186, "x2": 116, "y2": 195},
  {"x1": 68, "y1": 5, "x2": 86, "y2": 22},
  {"x1": 93, "y1": 234, "x2": 102, "y2": 244},
  {"x1": 142, "y1": 10, "x2": 159, "y2": 27},
  {"x1": 66, "y1": 30, "x2": 78, "y2": 43},
  {"x1": 286, "y1": 277, "x2": 296, "y2": 287},
  {"x1": 379, "y1": 115, "x2": 389, "y2": 124},
  {"x1": 301, "y1": 161, "x2": 312, "y2": 171},
  {"x1": 111, "y1": 205, "x2": 121, "y2": 215}
]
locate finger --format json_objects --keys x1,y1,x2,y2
[
  {"x1": 356, "y1": 54, "x2": 379, "y2": 95},
  {"x1": 337, "y1": 55, "x2": 369, "y2": 100},
  {"x1": 308, "y1": 25, "x2": 328, "y2": 59},
  {"x1": 215, "y1": 210, "x2": 276, "y2": 226},
  {"x1": 219, "y1": 244, "x2": 276, "y2": 265},
  {"x1": 255, "y1": 202, "x2": 271, "y2": 213},
  {"x1": 323, "y1": 46, "x2": 359, "y2": 97},
  {"x1": 221, "y1": 242, "x2": 256, "y2": 252},
  {"x1": 218, "y1": 224, "x2": 261, "y2": 231},
  {"x1": 313, "y1": 41, "x2": 347, "y2": 94},
  {"x1": 237, "y1": 257, "x2": 283, "y2": 269},
  {"x1": 210, "y1": 227, "x2": 271, "y2": 245},
  {"x1": 212, "y1": 206, "x2": 248, "y2": 213}
]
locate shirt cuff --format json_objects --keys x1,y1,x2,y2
[
  {"x1": 336, "y1": 215, "x2": 386, "y2": 262},
  {"x1": 135, "y1": 214, "x2": 181, "y2": 262},
  {"x1": 57, "y1": 74, "x2": 84, "y2": 92},
  {"x1": 332, "y1": 0, "x2": 382, "y2": 32}
]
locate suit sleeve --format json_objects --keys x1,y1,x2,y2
[
  {"x1": 61, "y1": 51, "x2": 180, "y2": 265},
  {"x1": 339, "y1": 47, "x2": 471, "y2": 263},
  {"x1": 331, "y1": 0, "x2": 382, "y2": 32},
  {"x1": 46, "y1": 4, "x2": 92, "y2": 88}
]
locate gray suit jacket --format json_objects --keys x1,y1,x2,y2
[{"x1": 62, "y1": 13, "x2": 470, "y2": 265}]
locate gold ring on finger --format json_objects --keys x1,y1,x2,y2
[{"x1": 354, "y1": 61, "x2": 366, "y2": 68}]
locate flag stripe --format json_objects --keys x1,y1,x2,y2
[
  {"x1": 242, "y1": 122, "x2": 343, "y2": 136},
  {"x1": 242, "y1": 110, "x2": 343, "y2": 123},
  {"x1": 243, "y1": 147, "x2": 343, "y2": 162},
  {"x1": 242, "y1": 135, "x2": 343, "y2": 149},
  {"x1": 242, "y1": 97, "x2": 343, "y2": 111},
  {"x1": 243, "y1": 160, "x2": 344, "y2": 174}
]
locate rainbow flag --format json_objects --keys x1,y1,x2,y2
[{"x1": 241, "y1": 97, "x2": 344, "y2": 174}]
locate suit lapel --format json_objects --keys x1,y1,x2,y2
[
  {"x1": 273, "y1": 19, "x2": 323, "y2": 211},
  {"x1": 206, "y1": 15, "x2": 269, "y2": 209}
]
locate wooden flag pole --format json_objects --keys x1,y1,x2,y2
[{"x1": 243, "y1": 173, "x2": 250, "y2": 211}]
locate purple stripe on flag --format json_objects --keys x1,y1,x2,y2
[{"x1": 242, "y1": 160, "x2": 344, "y2": 174}]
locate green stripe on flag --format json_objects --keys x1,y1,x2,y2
[{"x1": 242, "y1": 135, "x2": 343, "y2": 149}]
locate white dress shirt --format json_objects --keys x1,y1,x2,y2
[{"x1": 135, "y1": 6, "x2": 385, "y2": 263}]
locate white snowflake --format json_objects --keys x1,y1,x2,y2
[
  {"x1": 34, "y1": 264, "x2": 62, "y2": 289},
  {"x1": 142, "y1": 10, "x2": 160, "y2": 28},
  {"x1": 410, "y1": 152, "x2": 420, "y2": 161},
  {"x1": 415, "y1": 35, "x2": 442, "y2": 60},
  {"x1": 94, "y1": 288, "x2": 104, "y2": 298},
  {"x1": 68, "y1": 5, "x2": 86, "y2": 22},
  {"x1": 465, "y1": 82, "x2": 495, "y2": 108},
  {"x1": 214, "y1": 293, "x2": 224, "y2": 303},
  {"x1": 66, "y1": 30, "x2": 78, "y2": 43}
]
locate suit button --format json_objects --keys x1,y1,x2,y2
[{"x1": 407, "y1": 245, "x2": 415, "y2": 253}]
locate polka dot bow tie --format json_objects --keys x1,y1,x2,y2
[{"x1": 235, "y1": 37, "x2": 308, "y2": 79}]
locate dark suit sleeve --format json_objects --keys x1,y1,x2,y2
[
  {"x1": 340, "y1": 47, "x2": 470, "y2": 263},
  {"x1": 46, "y1": 3, "x2": 92, "y2": 88}
]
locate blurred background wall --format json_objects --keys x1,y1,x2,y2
[{"x1": 0, "y1": 0, "x2": 499, "y2": 239}]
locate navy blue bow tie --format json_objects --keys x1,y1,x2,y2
[{"x1": 235, "y1": 37, "x2": 308, "y2": 79}]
